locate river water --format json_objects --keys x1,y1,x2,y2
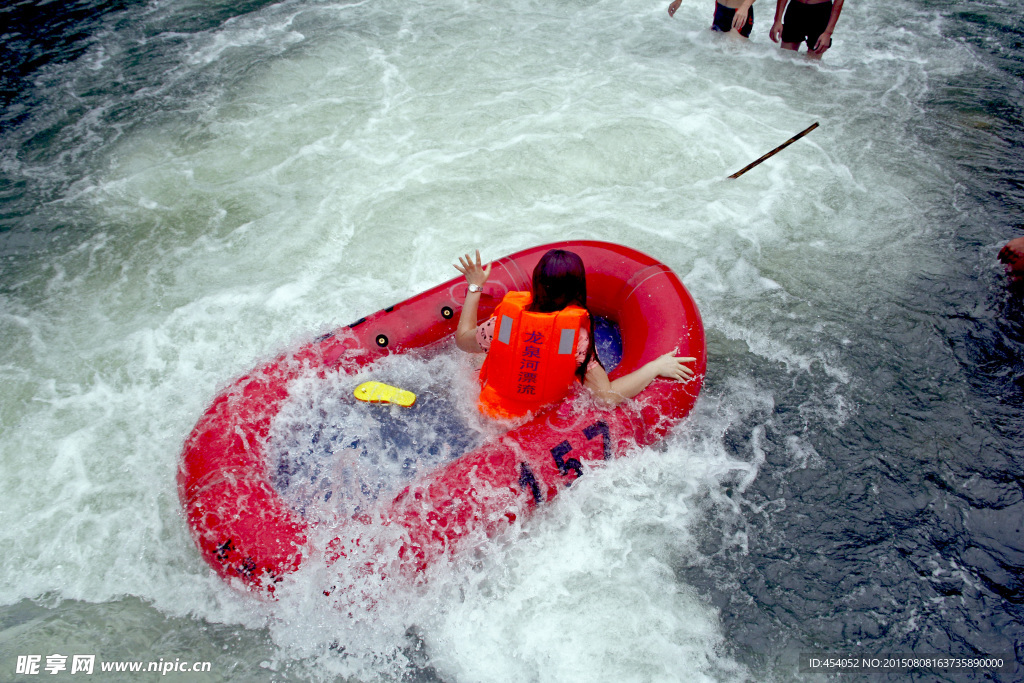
[{"x1": 1, "y1": 0, "x2": 1022, "y2": 680}]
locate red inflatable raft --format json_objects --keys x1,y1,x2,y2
[{"x1": 178, "y1": 241, "x2": 706, "y2": 593}]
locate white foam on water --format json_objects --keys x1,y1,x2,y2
[{"x1": 0, "y1": 0, "x2": 990, "y2": 678}]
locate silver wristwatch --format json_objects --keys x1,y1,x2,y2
[{"x1": 467, "y1": 284, "x2": 483, "y2": 294}]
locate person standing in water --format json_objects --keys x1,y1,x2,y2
[
  {"x1": 999, "y1": 235, "x2": 1024, "y2": 286},
  {"x1": 668, "y1": 0, "x2": 757, "y2": 41},
  {"x1": 769, "y1": 0, "x2": 845, "y2": 59},
  {"x1": 454, "y1": 249, "x2": 696, "y2": 420}
]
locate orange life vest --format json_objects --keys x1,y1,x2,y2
[{"x1": 478, "y1": 291, "x2": 589, "y2": 419}]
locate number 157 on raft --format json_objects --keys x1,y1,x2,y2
[{"x1": 517, "y1": 420, "x2": 611, "y2": 505}]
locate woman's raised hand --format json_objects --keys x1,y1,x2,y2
[{"x1": 454, "y1": 249, "x2": 492, "y2": 286}]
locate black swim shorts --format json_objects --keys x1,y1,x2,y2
[
  {"x1": 780, "y1": 0, "x2": 833, "y2": 47},
  {"x1": 712, "y1": 2, "x2": 754, "y2": 38}
]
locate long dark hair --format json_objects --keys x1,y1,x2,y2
[{"x1": 529, "y1": 249, "x2": 601, "y2": 382}]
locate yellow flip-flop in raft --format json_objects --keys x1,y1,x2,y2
[{"x1": 353, "y1": 381, "x2": 417, "y2": 407}]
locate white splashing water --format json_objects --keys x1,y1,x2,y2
[{"x1": 0, "y1": 0, "x2": 985, "y2": 679}]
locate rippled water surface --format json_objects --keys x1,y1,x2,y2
[{"x1": 1, "y1": 0, "x2": 1022, "y2": 680}]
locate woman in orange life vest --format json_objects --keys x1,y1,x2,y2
[{"x1": 454, "y1": 248, "x2": 697, "y2": 419}]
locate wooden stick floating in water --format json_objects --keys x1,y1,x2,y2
[{"x1": 728, "y1": 122, "x2": 820, "y2": 179}]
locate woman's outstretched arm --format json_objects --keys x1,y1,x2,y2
[{"x1": 584, "y1": 352, "x2": 696, "y2": 408}]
